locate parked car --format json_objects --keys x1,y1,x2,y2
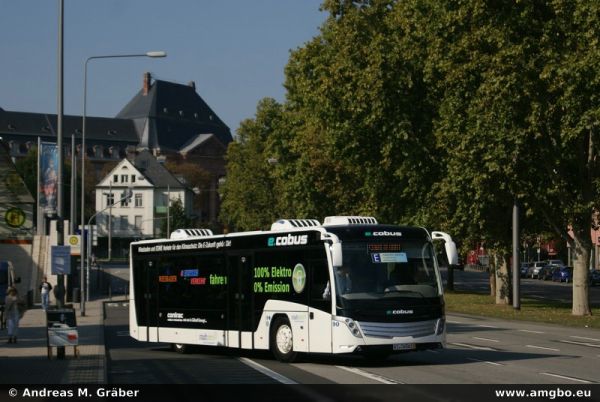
[
  {"x1": 529, "y1": 261, "x2": 548, "y2": 279},
  {"x1": 590, "y1": 270, "x2": 600, "y2": 286},
  {"x1": 552, "y1": 266, "x2": 573, "y2": 283},
  {"x1": 547, "y1": 259, "x2": 566, "y2": 268},
  {"x1": 520, "y1": 262, "x2": 532, "y2": 278},
  {"x1": 540, "y1": 264, "x2": 560, "y2": 281}
]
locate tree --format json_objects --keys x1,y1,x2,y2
[
  {"x1": 219, "y1": 98, "x2": 285, "y2": 231},
  {"x1": 160, "y1": 198, "x2": 193, "y2": 237},
  {"x1": 282, "y1": 0, "x2": 438, "y2": 223},
  {"x1": 418, "y1": 1, "x2": 600, "y2": 312},
  {"x1": 164, "y1": 160, "x2": 211, "y2": 223}
]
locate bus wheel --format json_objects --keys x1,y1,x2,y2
[
  {"x1": 173, "y1": 343, "x2": 189, "y2": 354},
  {"x1": 271, "y1": 317, "x2": 297, "y2": 363}
]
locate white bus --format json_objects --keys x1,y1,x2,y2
[{"x1": 129, "y1": 216, "x2": 458, "y2": 362}]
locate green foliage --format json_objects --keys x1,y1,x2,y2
[
  {"x1": 160, "y1": 198, "x2": 193, "y2": 237},
  {"x1": 222, "y1": 0, "x2": 599, "y2": 314},
  {"x1": 219, "y1": 98, "x2": 285, "y2": 231}
]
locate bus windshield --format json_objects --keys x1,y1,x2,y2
[{"x1": 334, "y1": 240, "x2": 441, "y2": 302}]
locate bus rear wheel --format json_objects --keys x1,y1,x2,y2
[{"x1": 270, "y1": 317, "x2": 297, "y2": 363}]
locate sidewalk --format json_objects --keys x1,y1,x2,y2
[{"x1": 0, "y1": 298, "x2": 108, "y2": 384}]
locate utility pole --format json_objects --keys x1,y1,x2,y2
[
  {"x1": 70, "y1": 134, "x2": 76, "y2": 234},
  {"x1": 167, "y1": 185, "x2": 170, "y2": 236},
  {"x1": 55, "y1": 0, "x2": 66, "y2": 308},
  {"x1": 512, "y1": 199, "x2": 520, "y2": 310},
  {"x1": 108, "y1": 181, "x2": 112, "y2": 261}
]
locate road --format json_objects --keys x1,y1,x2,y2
[{"x1": 105, "y1": 302, "x2": 600, "y2": 387}]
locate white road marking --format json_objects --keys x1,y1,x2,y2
[
  {"x1": 238, "y1": 357, "x2": 297, "y2": 384},
  {"x1": 526, "y1": 345, "x2": 560, "y2": 352},
  {"x1": 467, "y1": 358, "x2": 503, "y2": 366},
  {"x1": 570, "y1": 335, "x2": 600, "y2": 342},
  {"x1": 336, "y1": 366, "x2": 402, "y2": 384},
  {"x1": 450, "y1": 342, "x2": 496, "y2": 351},
  {"x1": 518, "y1": 329, "x2": 545, "y2": 334},
  {"x1": 559, "y1": 340, "x2": 600, "y2": 349},
  {"x1": 472, "y1": 337, "x2": 500, "y2": 343},
  {"x1": 539, "y1": 372, "x2": 593, "y2": 384},
  {"x1": 447, "y1": 320, "x2": 463, "y2": 324}
]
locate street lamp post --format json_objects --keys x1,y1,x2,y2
[
  {"x1": 83, "y1": 188, "x2": 132, "y2": 309},
  {"x1": 80, "y1": 51, "x2": 166, "y2": 316}
]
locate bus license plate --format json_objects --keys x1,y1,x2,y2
[{"x1": 393, "y1": 343, "x2": 415, "y2": 351}]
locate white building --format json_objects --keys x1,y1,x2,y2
[{"x1": 95, "y1": 150, "x2": 193, "y2": 257}]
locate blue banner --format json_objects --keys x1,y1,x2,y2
[
  {"x1": 39, "y1": 142, "x2": 58, "y2": 213},
  {"x1": 51, "y1": 245, "x2": 71, "y2": 275}
]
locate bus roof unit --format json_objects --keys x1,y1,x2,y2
[
  {"x1": 170, "y1": 228, "x2": 214, "y2": 239},
  {"x1": 322, "y1": 216, "x2": 378, "y2": 226},
  {"x1": 270, "y1": 219, "x2": 321, "y2": 231}
]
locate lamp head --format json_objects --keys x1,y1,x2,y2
[{"x1": 146, "y1": 51, "x2": 167, "y2": 58}]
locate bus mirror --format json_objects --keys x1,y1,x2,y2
[
  {"x1": 431, "y1": 231, "x2": 459, "y2": 266},
  {"x1": 331, "y1": 243, "x2": 343, "y2": 267},
  {"x1": 444, "y1": 241, "x2": 459, "y2": 266}
]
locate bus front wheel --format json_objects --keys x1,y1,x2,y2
[
  {"x1": 173, "y1": 343, "x2": 190, "y2": 354},
  {"x1": 270, "y1": 317, "x2": 297, "y2": 363}
]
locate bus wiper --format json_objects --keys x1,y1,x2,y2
[
  {"x1": 382, "y1": 288, "x2": 433, "y2": 303},
  {"x1": 383, "y1": 289, "x2": 425, "y2": 298}
]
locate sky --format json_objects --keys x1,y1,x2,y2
[{"x1": 0, "y1": 0, "x2": 327, "y2": 134}]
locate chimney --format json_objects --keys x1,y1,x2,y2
[
  {"x1": 188, "y1": 81, "x2": 196, "y2": 91},
  {"x1": 143, "y1": 72, "x2": 152, "y2": 96}
]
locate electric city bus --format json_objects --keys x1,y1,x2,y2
[{"x1": 129, "y1": 216, "x2": 458, "y2": 362}]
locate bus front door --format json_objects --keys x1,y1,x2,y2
[
  {"x1": 143, "y1": 259, "x2": 159, "y2": 342},
  {"x1": 228, "y1": 254, "x2": 253, "y2": 349}
]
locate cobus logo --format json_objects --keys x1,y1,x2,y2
[
  {"x1": 386, "y1": 309, "x2": 414, "y2": 315},
  {"x1": 373, "y1": 231, "x2": 402, "y2": 237},
  {"x1": 267, "y1": 234, "x2": 308, "y2": 247}
]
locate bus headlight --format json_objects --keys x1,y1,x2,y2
[{"x1": 342, "y1": 318, "x2": 362, "y2": 338}]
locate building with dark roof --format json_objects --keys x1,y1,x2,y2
[
  {"x1": 95, "y1": 150, "x2": 193, "y2": 256},
  {"x1": 0, "y1": 72, "x2": 232, "y2": 223}
]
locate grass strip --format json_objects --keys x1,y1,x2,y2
[{"x1": 444, "y1": 291, "x2": 600, "y2": 329}]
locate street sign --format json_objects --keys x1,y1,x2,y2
[
  {"x1": 47, "y1": 308, "x2": 78, "y2": 347},
  {"x1": 67, "y1": 234, "x2": 81, "y2": 256},
  {"x1": 51, "y1": 245, "x2": 71, "y2": 275}
]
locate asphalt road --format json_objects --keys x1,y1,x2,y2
[{"x1": 105, "y1": 302, "x2": 600, "y2": 387}]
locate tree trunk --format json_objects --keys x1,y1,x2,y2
[
  {"x1": 571, "y1": 228, "x2": 592, "y2": 316},
  {"x1": 495, "y1": 253, "x2": 510, "y2": 305}
]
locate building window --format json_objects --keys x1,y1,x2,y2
[
  {"x1": 135, "y1": 193, "x2": 143, "y2": 207},
  {"x1": 106, "y1": 193, "x2": 114, "y2": 207},
  {"x1": 121, "y1": 174, "x2": 129, "y2": 183},
  {"x1": 113, "y1": 175, "x2": 118, "y2": 183},
  {"x1": 121, "y1": 191, "x2": 130, "y2": 207},
  {"x1": 120, "y1": 215, "x2": 128, "y2": 231},
  {"x1": 135, "y1": 215, "x2": 142, "y2": 231},
  {"x1": 131, "y1": 175, "x2": 136, "y2": 183}
]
